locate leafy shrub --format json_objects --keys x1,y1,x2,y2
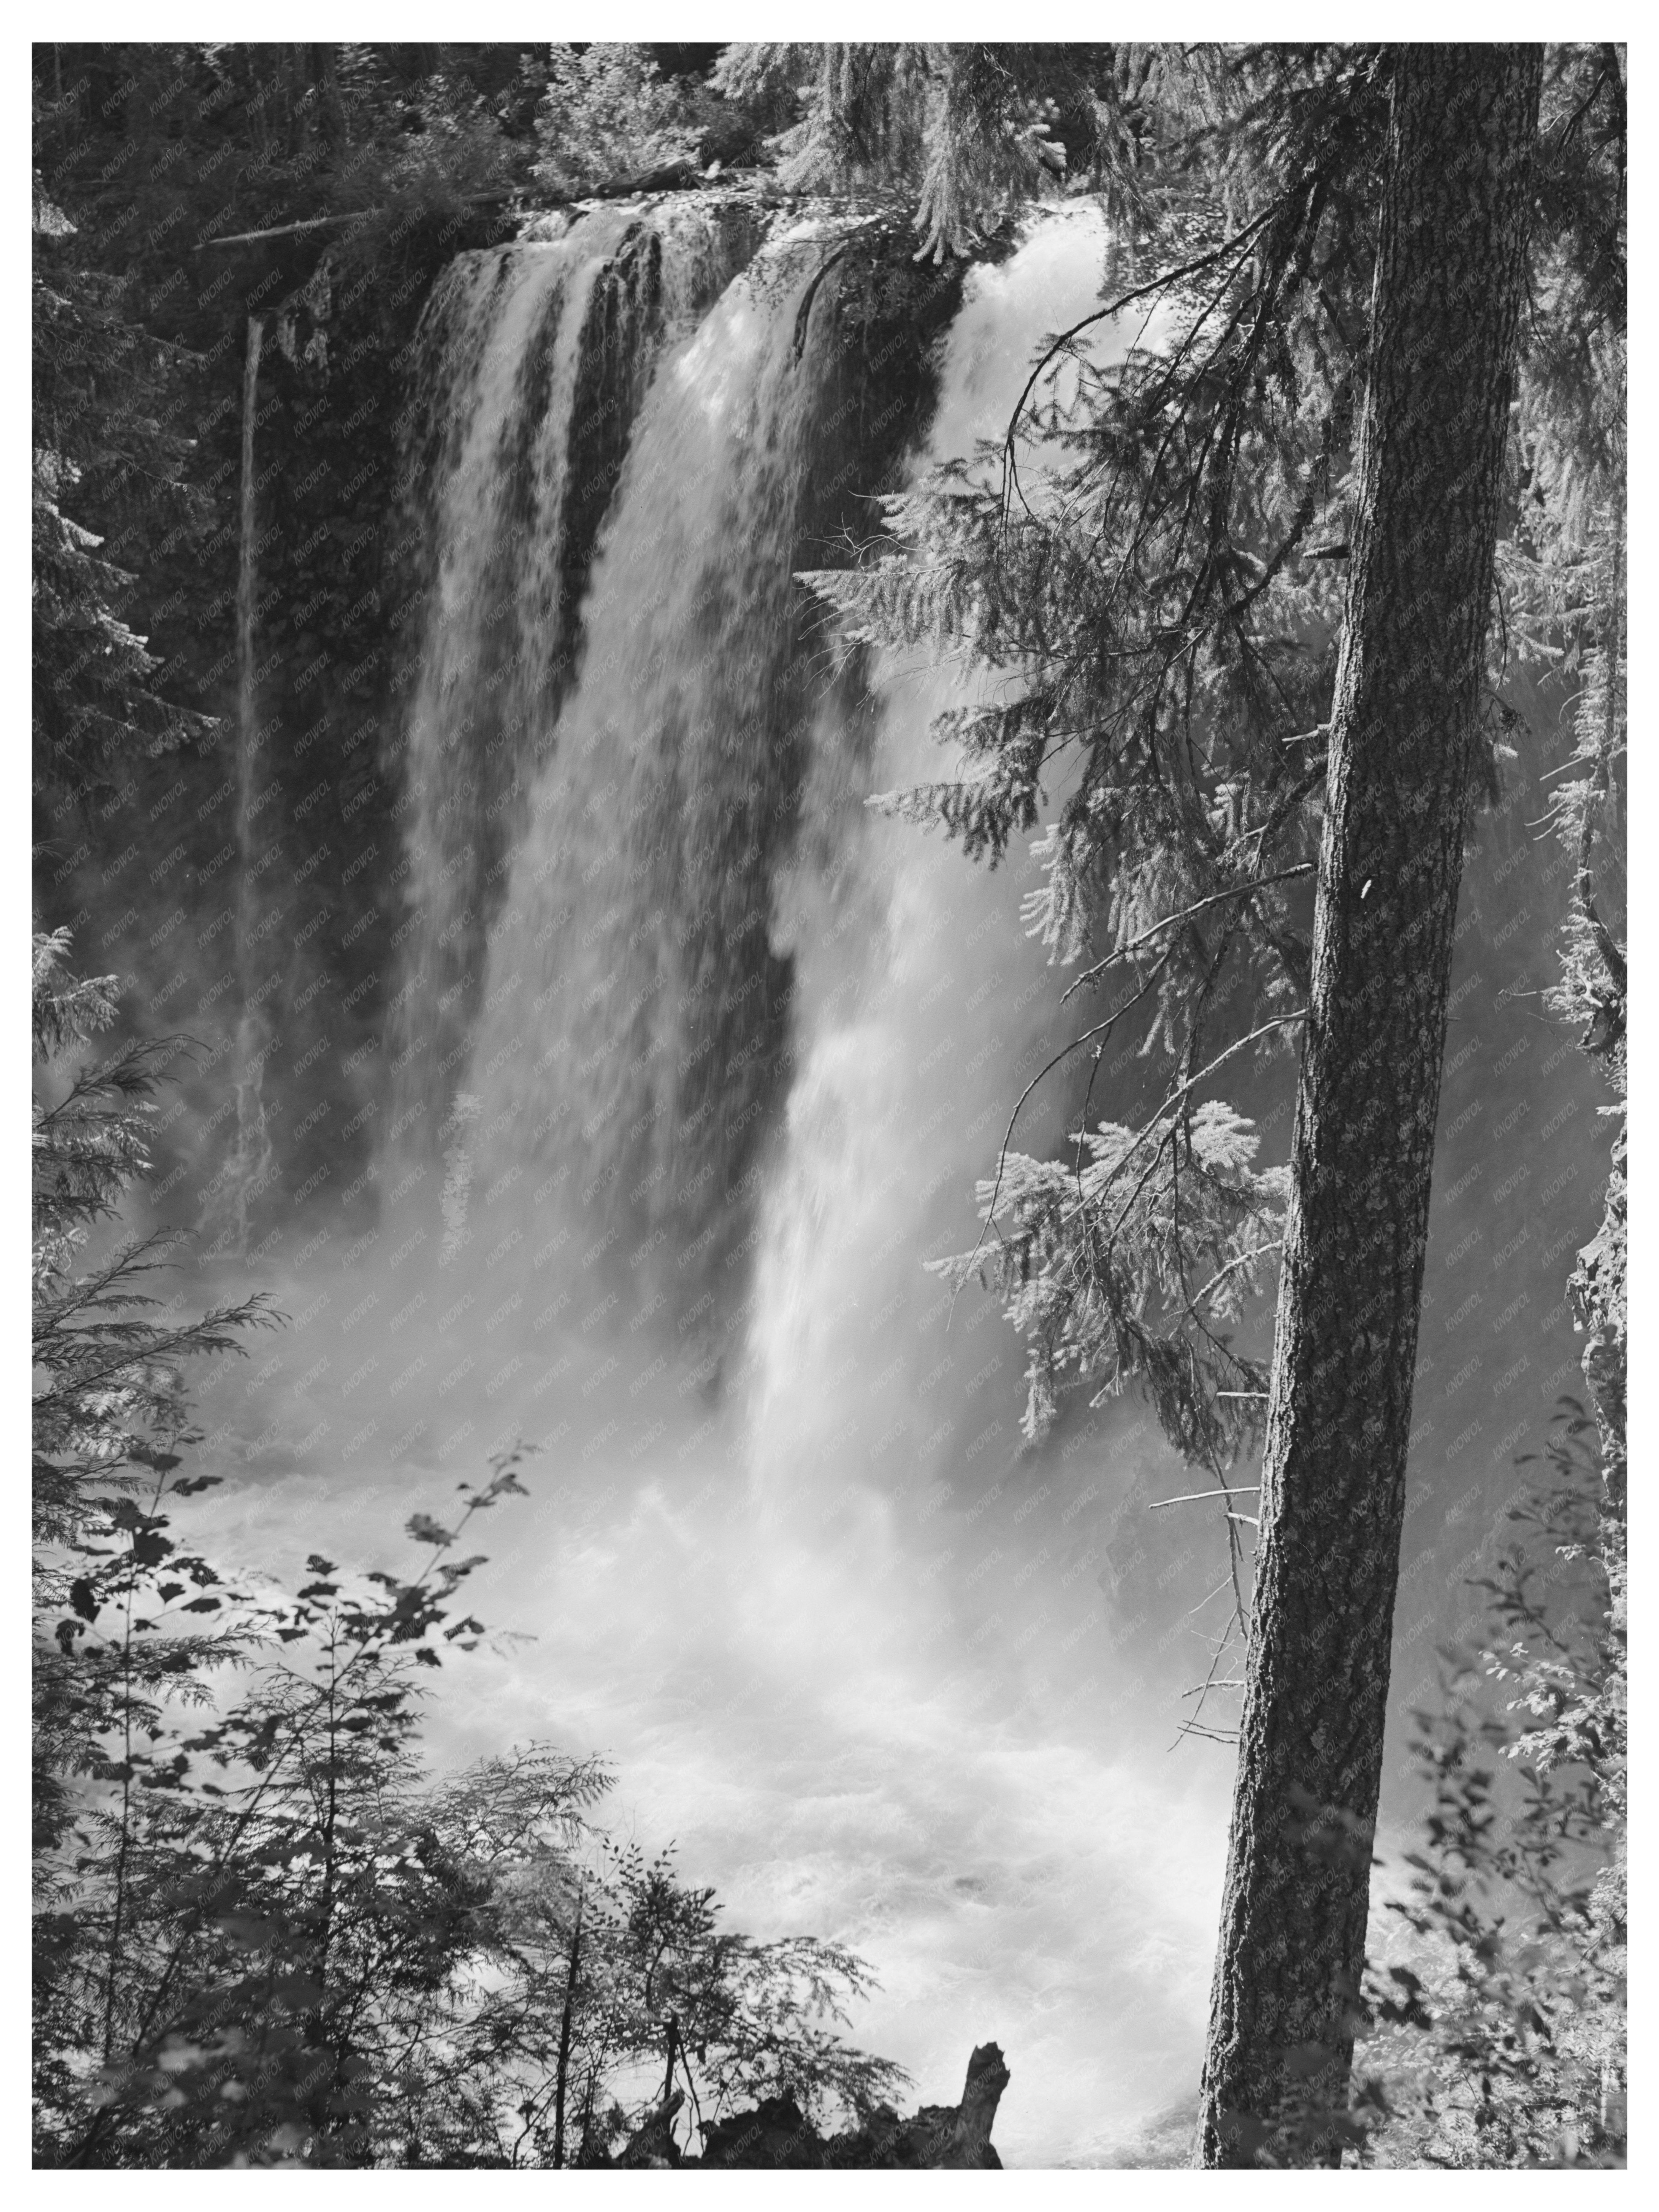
[
  {"x1": 1354, "y1": 1407, "x2": 1626, "y2": 2168},
  {"x1": 531, "y1": 46, "x2": 702, "y2": 199},
  {"x1": 31, "y1": 936, "x2": 903, "y2": 2168}
]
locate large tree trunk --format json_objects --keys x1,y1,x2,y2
[{"x1": 1198, "y1": 44, "x2": 1542, "y2": 2168}]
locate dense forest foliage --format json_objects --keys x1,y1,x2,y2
[{"x1": 33, "y1": 42, "x2": 1624, "y2": 2169}]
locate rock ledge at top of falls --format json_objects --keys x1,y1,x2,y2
[{"x1": 613, "y1": 2040, "x2": 1011, "y2": 2169}]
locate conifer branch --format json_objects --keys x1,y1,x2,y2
[
  {"x1": 1090, "y1": 1012, "x2": 1305, "y2": 1240},
  {"x1": 999, "y1": 196, "x2": 1291, "y2": 523},
  {"x1": 1057, "y1": 864, "x2": 1315, "y2": 1004},
  {"x1": 947, "y1": 950, "x2": 1173, "y2": 1309}
]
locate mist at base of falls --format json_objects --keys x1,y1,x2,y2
[{"x1": 165, "y1": 196, "x2": 1619, "y2": 2168}]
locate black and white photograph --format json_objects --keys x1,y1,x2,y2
[{"x1": 28, "y1": 26, "x2": 1629, "y2": 2174}]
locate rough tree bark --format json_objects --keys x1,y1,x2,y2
[{"x1": 1198, "y1": 44, "x2": 1544, "y2": 2168}]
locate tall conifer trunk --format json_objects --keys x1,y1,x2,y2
[{"x1": 1198, "y1": 44, "x2": 1543, "y2": 2168}]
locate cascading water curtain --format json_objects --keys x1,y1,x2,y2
[{"x1": 385, "y1": 205, "x2": 765, "y2": 1169}]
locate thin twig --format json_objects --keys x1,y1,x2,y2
[
  {"x1": 1180, "y1": 1242, "x2": 1284, "y2": 1324},
  {"x1": 1186, "y1": 1576, "x2": 1234, "y2": 1617}
]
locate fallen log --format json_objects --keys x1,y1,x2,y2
[
  {"x1": 192, "y1": 194, "x2": 514, "y2": 252},
  {"x1": 190, "y1": 155, "x2": 754, "y2": 253}
]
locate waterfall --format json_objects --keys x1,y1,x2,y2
[
  {"x1": 207, "y1": 205, "x2": 1228, "y2": 2162},
  {"x1": 180, "y1": 198, "x2": 1628, "y2": 2167},
  {"x1": 183, "y1": 202, "x2": 1241, "y2": 2162},
  {"x1": 456, "y1": 216, "x2": 967, "y2": 1340},
  {"x1": 746, "y1": 209, "x2": 1138, "y2": 1486},
  {"x1": 464, "y1": 227, "x2": 840, "y2": 1296},
  {"x1": 203, "y1": 313, "x2": 272, "y2": 1257},
  {"x1": 386, "y1": 201, "x2": 764, "y2": 1158}
]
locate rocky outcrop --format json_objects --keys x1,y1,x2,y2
[{"x1": 614, "y1": 2042, "x2": 1011, "y2": 2169}]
